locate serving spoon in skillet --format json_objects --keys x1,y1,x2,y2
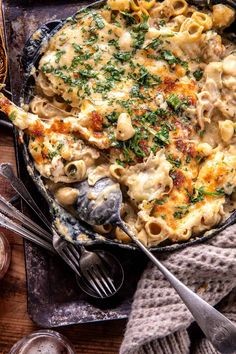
[{"x1": 74, "y1": 177, "x2": 236, "y2": 354}]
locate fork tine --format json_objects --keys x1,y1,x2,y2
[
  {"x1": 97, "y1": 265, "x2": 116, "y2": 292},
  {"x1": 61, "y1": 249, "x2": 81, "y2": 275},
  {"x1": 93, "y1": 265, "x2": 114, "y2": 294},
  {"x1": 88, "y1": 268, "x2": 109, "y2": 297},
  {"x1": 64, "y1": 245, "x2": 80, "y2": 269},
  {"x1": 84, "y1": 271, "x2": 105, "y2": 298}
]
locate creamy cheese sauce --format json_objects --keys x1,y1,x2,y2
[{"x1": 1, "y1": 0, "x2": 236, "y2": 246}]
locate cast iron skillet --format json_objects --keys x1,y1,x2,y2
[{"x1": 19, "y1": 0, "x2": 236, "y2": 252}]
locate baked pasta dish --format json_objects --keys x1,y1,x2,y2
[{"x1": 1, "y1": 0, "x2": 236, "y2": 247}]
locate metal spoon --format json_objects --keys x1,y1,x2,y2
[{"x1": 74, "y1": 177, "x2": 236, "y2": 354}]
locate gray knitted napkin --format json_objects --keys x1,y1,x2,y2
[{"x1": 120, "y1": 223, "x2": 236, "y2": 354}]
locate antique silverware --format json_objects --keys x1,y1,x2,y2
[
  {"x1": 0, "y1": 210, "x2": 54, "y2": 252},
  {"x1": 53, "y1": 232, "x2": 123, "y2": 298},
  {"x1": 74, "y1": 177, "x2": 236, "y2": 353},
  {"x1": 0, "y1": 163, "x2": 124, "y2": 298}
]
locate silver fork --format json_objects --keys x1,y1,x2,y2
[
  {"x1": 52, "y1": 232, "x2": 117, "y2": 298},
  {"x1": 0, "y1": 163, "x2": 119, "y2": 298},
  {"x1": 77, "y1": 245, "x2": 117, "y2": 298},
  {"x1": 0, "y1": 210, "x2": 55, "y2": 252}
]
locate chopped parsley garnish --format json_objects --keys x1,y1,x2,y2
[
  {"x1": 93, "y1": 13, "x2": 105, "y2": 29},
  {"x1": 127, "y1": 127, "x2": 149, "y2": 158},
  {"x1": 159, "y1": 50, "x2": 188, "y2": 69},
  {"x1": 155, "y1": 198, "x2": 167, "y2": 205},
  {"x1": 137, "y1": 66, "x2": 162, "y2": 87},
  {"x1": 55, "y1": 50, "x2": 66, "y2": 64},
  {"x1": 152, "y1": 124, "x2": 170, "y2": 151},
  {"x1": 113, "y1": 51, "x2": 132, "y2": 62},
  {"x1": 9, "y1": 111, "x2": 16, "y2": 122},
  {"x1": 103, "y1": 64, "x2": 125, "y2": 82},
  {"x1": 108, "y1": 39, "x2": 120, "y2": 50},
  {"x1": 131, "y1": 84, "x2": 145, "y2": 99},
  {"x1": 193, "y1": 69, "x2": 203, "y2": 81},
  {"x1": 116, "y1": 159, "x2": 125, "y2": 167},
  {"x1": 145, "y1": 37, "x2": 162, "y2": 50},
  {"x1": 159, "y1": 19, "x2": 166, "y2": 26},
  {"x1": 167, "y1": 154, "x2": 181, "y2": 168},
  {"x1": 95, "y1": 80, "x2": 114, "y2": 93},
  {"x1": 173, "y1": 206, "x2": 189, "y2": 219},
  {"x1": 47, "y1": 150, "x2": 58, "y2": 160},
  {"x1": 166, "y1": 94, "x2": 189, "y2": 112},
  {"x1": 72, "y1": 43, "x2": 82, "y2": 53},
  {"x1": 199, "y1": 130, "x2": 205, "y2": 138},
  {"x1": 86, "y1": 33, "x2": 99, "y2": 45},
  {"x1": 131, "y1": 14, "x2": 149, "y2": 50},
  {"x1": 78, "y1": 69, "x2": 97, "y2": 78},
  {"x1": 107, "y1": 111, "x2": 119, "y2": 124},
  {"x1": 120, "y1": 11, "x2": 136, "y2": 26},
  {"x1": 141, "y1": 111, "x2": 159, "y2": 125},
  {"x1": 187, "y1": 186, "x2": 225, "y2": 204},
  {"x1": 111, "y1": 127, "x2": 149, "y2": 162}
]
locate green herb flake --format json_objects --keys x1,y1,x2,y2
[
  {"x1": 166, "y1": 94, "x2": 185, "y2": 112},
  {"x1": 152, "y1": 125, "x2": 170, "y2": 150},
  {"x1": 116, "y1": 159, "x2": 125, "y2": 167},
  {"x1": 113, "y1": 51, "x2": 132, "y2": 62},
  {"x1": 93, "y1": 13, "x2": 105, "y2": 29},
  {"x1": 193, "y1": 69, "x2": 203, "y2": 81},
  {"x1": 107, "y1": 111, "x2": 119, "y2": 124},
  {"x1": 199, "y1": 130, "x2": 205, "y2": 138},
  {"x1": 55, "y1": 50, "x2": 66, "y2": 64},
  {"x1": 120, "y1": 11, "x2": 136, "y2": 26},
  {"x1": 155, "y1": 198, "x2": 167, "y2": 205},
  {"x1": 72, "y1": 43, "x2": 82, "y2": 53},
  {"x1": 167, "y1": 154, "x2": 181, "y2": 168},
  {"x1": 9, "y1": 111, "x2": 16, "y2": 122},
  {"x1": 131, "y1": 14, "x2": 149, "y2": 50},
  {"x1": 173, "y1": 206, "x2": 189, "y2": 219},
  {"x1": 145, "y1": 37, "x2": 162, "y2": 50}
]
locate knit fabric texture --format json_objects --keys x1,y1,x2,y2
[{"x1": 120, "y1": 223, "x2": 236, "y2": 354}]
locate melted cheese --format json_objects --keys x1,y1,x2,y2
[{"x1": 2, "y1": 0, "x2": 236, "y2": 247}]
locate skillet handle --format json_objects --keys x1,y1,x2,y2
[{"x1": 21, "y1": 20, "x2": 63, "y2": 71}]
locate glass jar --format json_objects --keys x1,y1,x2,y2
[
  {"x1": 8, "y1": 330, "x2": 76, "y2": 354},
  {"x1": 0, "y1": 231, "x2": 11, "y2": 279}
]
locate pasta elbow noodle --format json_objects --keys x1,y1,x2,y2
[
  {"x1": 116, "y1": 113, "x2": 135, "y2": 141},
  {"x1": 55, "y1": 187, "x2": 79, "y2": 206},
  {"x1": 212, "y1": 4, "x2": 235, "y2": 28},
  {"x1": 192, "y1": 12, "x2": 212, "y2": 31},
  {"x1": 180, "y1": 18, "x2": 204, "y2": 40},
  {"x1": 64, "y1": 160, "x2": 87, "y2": 181},
  {"x1": 109, "y1": 164, "x2": 125, "y2": 181},
  {"x1": 170, "y1": 0, "x2": 188, "y2": 16},
  {"x1": 219, "y1": 120, "x2": 235, "y2": 143},
  {"x1": 115, "y1": 227, "x2": 131, "y2": 243}
]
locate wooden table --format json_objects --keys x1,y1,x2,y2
[{"x1": 0, "y1": 129, "x2": 125, "y2": 354}]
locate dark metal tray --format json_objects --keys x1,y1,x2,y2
[{"x1": 2, "y1": 0, "x2": 147, "y2": 327}]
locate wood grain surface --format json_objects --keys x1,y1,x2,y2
[{"x1": 0, "y1": 2, "x2": 125, "y2": 351}]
